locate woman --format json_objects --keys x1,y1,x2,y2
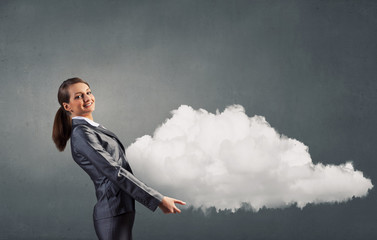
[{"x1": 52, "y1": 77, "x2": 185, "y2": 240}]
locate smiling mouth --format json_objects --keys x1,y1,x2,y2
[{"x1": 84, "y1": 102, "x2": 93, "y2": 108}]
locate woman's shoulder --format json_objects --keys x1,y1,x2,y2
[
  {"x1": 71, "y1": 124, "x2": 97, "y2": 139},
  {"x1": 72, "y1": 123, "x2": 91, "y2": 132},
  {"x1": 70, "y1": 124, "x2": 104, "y2": 150}
]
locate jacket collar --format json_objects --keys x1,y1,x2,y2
[
  {"x1": 72, "y1": 116, "x2": 100, "y2": 127},
  {"x1": 72, "y1": 118, "x2": 125, "y2": 152}
]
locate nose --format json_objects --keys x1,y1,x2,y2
[{"x1": 83, "y1": 94, "x2": 90, "y2": 102}]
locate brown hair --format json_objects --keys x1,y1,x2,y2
[{"x1": 52, "y1": 77, "x2": 90, "y2": 151}]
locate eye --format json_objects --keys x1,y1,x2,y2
[
  {"x1": 75, "y1": 95, "x2": 83, "y2": 99},
  {"x1": 87, "y1": 91, "x2": 92, "y2": 95}
]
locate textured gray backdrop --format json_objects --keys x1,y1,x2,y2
[{"x1": 1, "y1": 0, "x2": 376, "y2": 239}]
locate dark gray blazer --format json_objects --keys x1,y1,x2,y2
[{"x1": 70, "y1": 118, "x2": 163, "y2": 220}]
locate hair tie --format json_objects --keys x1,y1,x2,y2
[{"x1": 60, "y1": 105, "x2": 68, "y2": 114}]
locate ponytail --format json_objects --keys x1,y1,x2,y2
[
  {"x1": 52, "y1": 77, "x2": 90, "y2": 151},
  {"x1": 52, "y1": 107, "x2": 72, "y2": 151}
]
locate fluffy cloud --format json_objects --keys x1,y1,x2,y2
[{"x1": 126, "y1": 105, "x2": 373, "y2": 211}]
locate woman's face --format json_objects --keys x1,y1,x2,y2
[{"x1": 63, "y1": 82, "x2": 95, "y2": 118}]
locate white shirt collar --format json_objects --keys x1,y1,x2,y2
[{"x1": 72, "y1": 116, "x2": 100, "y2": 127}]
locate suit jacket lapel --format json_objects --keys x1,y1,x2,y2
[{"x1": 72, "y1": 118, "x2": 126, "y2": 152}]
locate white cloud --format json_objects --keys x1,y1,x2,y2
[{"x1": 126, "y1": 105, "x2": 373, "y2": 211}]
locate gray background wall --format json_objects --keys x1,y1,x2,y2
[{"x1": 1, "y1": 0, "x2": 376, "y2": 239}]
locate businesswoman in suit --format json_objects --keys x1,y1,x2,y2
[{"x1": 52, "y1": 77, "x2": 185, "y2": 240}]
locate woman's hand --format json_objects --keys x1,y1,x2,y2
[{"x1": 158, "y1": 196, "x2": 186, "y2": 214}]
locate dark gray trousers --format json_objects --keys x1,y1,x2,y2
[{"x1": 94, "y1": 212, "x2": 135, "y2": 240}]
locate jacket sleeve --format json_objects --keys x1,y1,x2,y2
[{"x1": 71, "y1": 125, "x2": 164, "y2": 211}]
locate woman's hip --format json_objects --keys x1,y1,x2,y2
[{"x1": 93, "y1": 211, "x2": 135, "y2": 240}]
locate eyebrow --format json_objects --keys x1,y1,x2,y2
[{"x1": 74, "y1": 88, "x2": 90, "y2": 95}]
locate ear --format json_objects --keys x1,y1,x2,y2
[{"x1": 62, "y1": 102, "x2": 72, "y2": 112}]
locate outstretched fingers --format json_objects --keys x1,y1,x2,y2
[
  {"x1": 171, "y1": 198, "x2": 186, "y2": 213},
  {"x1": 173, "y1": 199, "x2": 186, "y2": 206}
]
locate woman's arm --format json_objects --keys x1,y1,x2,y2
[{"x1": 71, "y1": 125, "x2": 163, "y2": 211}]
